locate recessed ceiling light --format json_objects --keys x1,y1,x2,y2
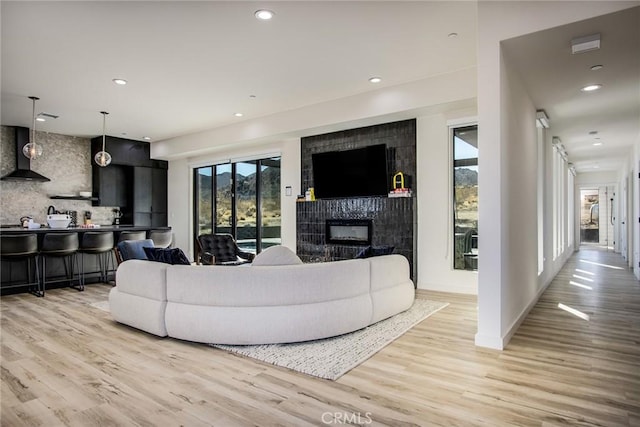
[
  {"x1": 255, "y1": 9, "x2": 274, "y2": 20},
  {"x1": 588, "y1": 130, "x2": 598, "y2": 135},
  {"x1": 143, "y1": 136, "x2": 151, "y2": 141},
  {"x1": 581, "y1": 84, "x2": 602, "y2": 92},
  {"x1": 590, "y1": 64, "x2": 603, "y2": 71},
  {"x1": 36, "y1": 117, "x2": 46, "y2": 122},
  {"x1": 369, "y1": 77, "x2": 382, "y2": 83},
  {"x1": 593, "y1": 142, "x2": 603, "y2": 146},
  {"x1": 448, "y1": 32, "x2": 458, "y2": 38},
  {"x1": 249, "y1": 95, "x2": 256, "y2": 99},
  {"x1": 234, "y1": 112, "x2": 243, "y2": 117},
  {"x1": 112, "y1": 78, "x2": 128, "y2": 85}
]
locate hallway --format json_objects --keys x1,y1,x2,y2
[{"x1": 504, "y1": 245, "x2": 640, "y2": 425}]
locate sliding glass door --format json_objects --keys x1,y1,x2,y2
[
  {"x1": 235, "y1": 161, "x2": 257, "y2": 251},
  {"x1": 194, "y1": 157, "x2": 281, "y2": 256},
  {"x1": 215, "y1": 163, "x2": 232, "y2": 234},
  {"x1": 195, "y1": 166, "x2": 213, "y2": 236}
]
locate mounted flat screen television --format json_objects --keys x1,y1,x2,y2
[{"x1": 312, "y1": 144, "x2": 389, "y2": 199}]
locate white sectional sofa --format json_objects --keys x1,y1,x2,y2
[{"x1": 109, "y1": 254, "x2": 415, "y2": 345}]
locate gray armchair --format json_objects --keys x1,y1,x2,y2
[{"x1": 196, "y1": 233, "x2": 255, "y2": 265}]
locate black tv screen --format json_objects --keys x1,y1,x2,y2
[{"x1": 312, "y1": 144, "x2": 389, "y2": 199}]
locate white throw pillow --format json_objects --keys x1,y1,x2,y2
[{"x1": 252, "y1": 245, "x2": 303, "y2": 266}]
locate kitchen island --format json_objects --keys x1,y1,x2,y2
[{"x1": 1, "y1": 225, "x2": 171, "y2": 295}]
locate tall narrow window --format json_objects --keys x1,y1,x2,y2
[
  {"x1": 537, "y1": 128, "x2": 545, "y2": 275},
  {"x1": 452, "y1": 125, "x2": 478, "y2": 271},
  {"x1": 195, "y1": 166, "x2": 213, "y2": 236},
  {"x1": 193, "y1": 157, "x2": 281, "y2": 256},
  {"x1": 567, "y1": 168, "x2": 575, "y2": 249}
]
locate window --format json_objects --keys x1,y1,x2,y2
[
  {"x1": 452, "y1": 125, "x2": 478, "y2": 271},
  {"x1": 194, "y1": 157, "x2": 281, "y2": 255}
]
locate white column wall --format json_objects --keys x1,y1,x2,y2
[{"x1": 416, "y1": 110, "x2": 479, "y2": 294}]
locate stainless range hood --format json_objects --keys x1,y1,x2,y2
[{"x1": 1, "y1": 127, "x2": 50, "y2": 182}]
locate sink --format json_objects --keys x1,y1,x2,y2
[{"x1": 47, "y1": 214, "x2": 71, "y2": 229}]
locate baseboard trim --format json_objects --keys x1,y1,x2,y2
[{"x1": 474, "y1": 333, "x2": 503, "y2": 350}]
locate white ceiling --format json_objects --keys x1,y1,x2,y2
[
  {"x1": 2, "y1": 2, "x2": 638, "y2": 175},
  {"x1": 1, "y1": 1, "x2": 477, "y2": 141},
  {"x1": 502, "y1": 6, "x2": 640, "y2": 174}
]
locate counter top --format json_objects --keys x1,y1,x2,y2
[{"x1": 1, "y1": 225, "x2": 170, "y2": 234}]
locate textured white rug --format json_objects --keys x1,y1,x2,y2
[{"x1": 212, "y1": 299, "x2": 449, "y2": 380}]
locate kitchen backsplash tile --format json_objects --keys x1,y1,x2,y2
[{"x1": 1, "y1": 126, "x2": 115, "y2": 226}]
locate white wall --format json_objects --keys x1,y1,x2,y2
[
  {"x1": 158, "y1": 68, "x2": 477, "y2": 284},
  {"x1": 416, "y1": 109, "x2": 479, "y2": 294},
  {"x1": 152, "y1": 69, "x2": 477, "y2": 161},
  {"x1": 168, "y1": 139, "x2": 300, "y2": 262},
  {"x1": 475, "y1": 0, "x2": 634, "y2": 350}
]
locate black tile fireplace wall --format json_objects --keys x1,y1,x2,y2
[{"x1": 297, "y1": 119, "x2": 417, "y2": 281}]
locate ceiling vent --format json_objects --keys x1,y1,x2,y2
[{"x1": 571, "y1": 33, "x2": 600, "y2": 54}]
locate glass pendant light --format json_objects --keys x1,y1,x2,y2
[
  {"x1": 22, "y1": 96, "x2": 43, "y2": 159},
  {"x1": 94, "y1": 111, "x2": 112, "y2": 167}
]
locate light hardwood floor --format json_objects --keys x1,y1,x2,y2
[{"x1": 1, "y1": 247, "x2": 639, "y2": 426}]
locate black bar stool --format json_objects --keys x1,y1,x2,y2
[
  {"x1": 148, "y1": 229, "x2": 172, "y2": 248},
  {"x1": 79, "y1": 232, "x2": 114, "y2": 288},
  {"x1": 117, "y1": 230, "x2": 147, "y2": 243},
  {"x1": 40, "y1": 232, "x2": 80, "y2": 294},
  {"x1": 1, "y1": 234, "x2": 41, "y2": 297}
]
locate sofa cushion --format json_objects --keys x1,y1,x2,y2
[
  {"x1": 117, "y1": 239, "x2": 154, "y2": 261},
  {"x1": 355, "y1": 245, "x2": 395, "y2": 258},
  {"x1": 115, "y1": 259, "x2": 170, "y2": 300},
  {"x1": 252, "y1": 245, "x2": 302, "y2": 266},
  {"x1": 143, "y1": 247, "x2": 191, "y2": 265}
]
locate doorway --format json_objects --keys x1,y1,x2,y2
[{"x1": 580, "y1": 189, "x2": 599, "y2": 243}]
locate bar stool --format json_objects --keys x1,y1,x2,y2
[
  {"x1": 1, "y1": 234, "x2": 41, "y2": 297},
  {"x1": 40, "y1": 232, "x2": 80, "y2": 294},
  {"x1": 117, "y1": 230, "x2": 147, "y2": 243},
  {"x1": 148, "y1": 229, "x2": 172, "y2": 248},
  {"x1": 79, "y1": 232, "x2": 114, "y2": 288}
]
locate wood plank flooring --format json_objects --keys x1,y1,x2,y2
[{"x1": 1, "y1": 246, "x2": 639, "y2": 426}]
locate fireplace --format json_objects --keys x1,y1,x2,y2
[{"x1": 326, "y1": 219, "x2": 372, "y2": 246}]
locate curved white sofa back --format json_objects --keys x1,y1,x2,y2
[{"x1": 110, "y1": 254, "x2": 414, "y2": 345}]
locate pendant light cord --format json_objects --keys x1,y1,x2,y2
[
  {"x1": 101, "y1": 111, "x2": 109, "y2": 152},
  {"x1": 29, "y1": 96, "x2": 39, "y2": 147}
]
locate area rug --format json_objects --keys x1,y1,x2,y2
[{"x1": 212, "y1": 299, "x2": 448, "y2": 380}]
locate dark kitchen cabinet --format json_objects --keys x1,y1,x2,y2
[
  {"x1": 133, "y1": 166, "x2": 167, "y2": 227},
  {"x1": 91, "y1": 136, "x2": 151, "y2": 167},
  {"x1": 91, "y1": 137, "x2": 168, "y2": 226},
  {"x1": 92, "y1": 164, "x2": 131, "y2": 207}
]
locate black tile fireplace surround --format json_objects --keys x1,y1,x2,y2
[
  {"x1": 296, "y1": 197, "x2": 415, "y2": 279},
  {"x1": 296, "y1": 119, "x2": 417, "y2": 281}
]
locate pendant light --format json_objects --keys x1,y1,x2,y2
[
  {"x1": 94, "y1": 111, "x2": 112, "y2": 167},
  {"x1": 22, "y1": 96, "x2": 43, "y2": 160}
]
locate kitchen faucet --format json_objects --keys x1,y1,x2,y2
[{"x1": 47, "y1": 205, "x2": 56, "y2": 215}]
